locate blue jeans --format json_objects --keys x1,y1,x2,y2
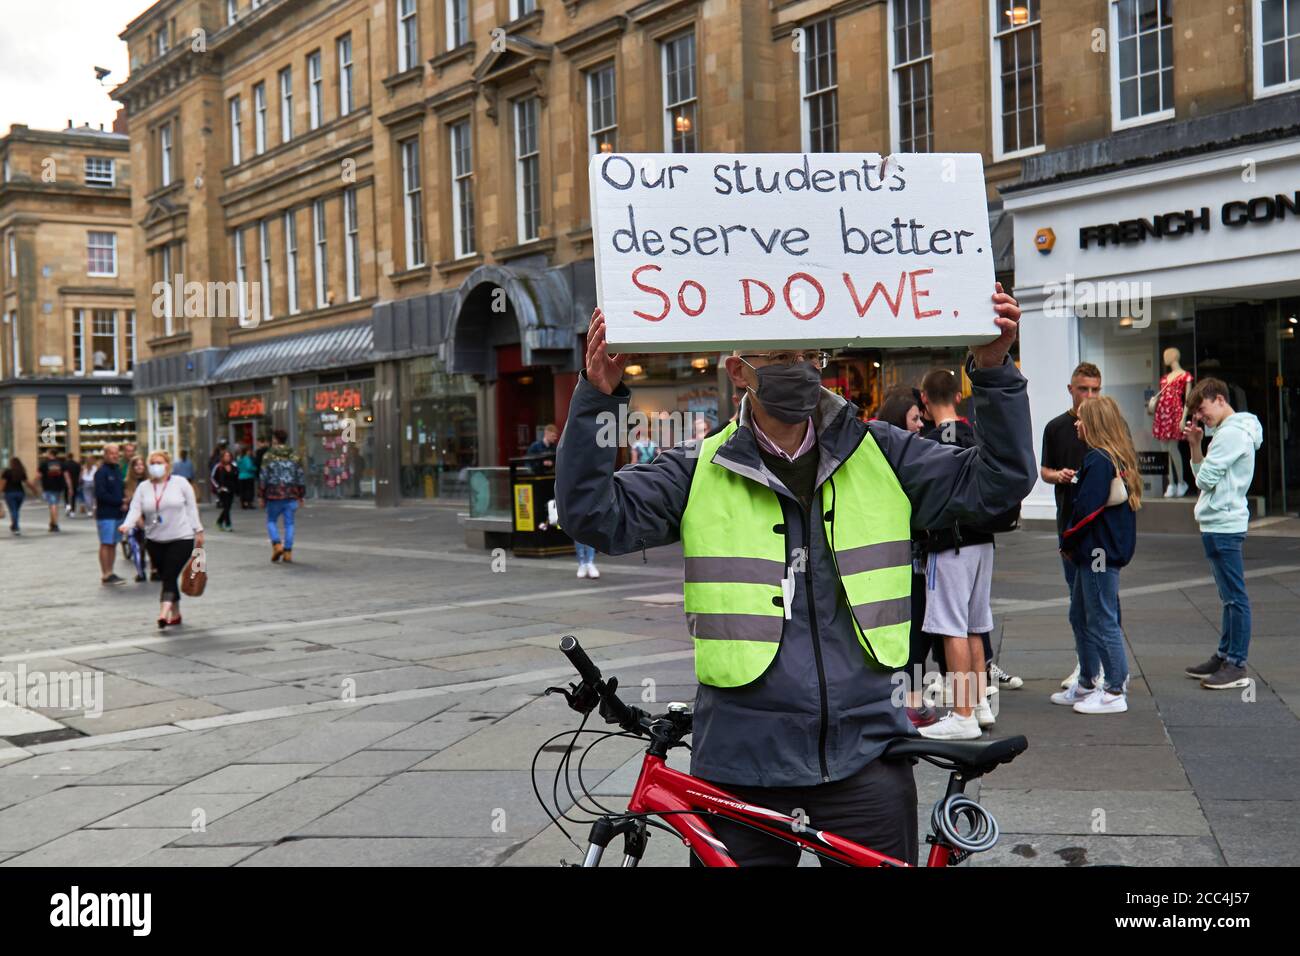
[
  {"x1": 4, "y1": 491, "x2": 22, "y2": 530},
  {"x1": 1072, "y1": 563, "x2": 1130, "y2": 694},
  {"x1": 1062, "y1": 557, "x2": 1087, "y2": 661},
  {"x1": 574, "y1": 541, "x2": 596, "y2": 566},
  {"x1": 267, "y1": 498, "x2": 298, "y2": 550},
  {"x1": 1201, "y1": 532, "x2": 1251, "y2": 666}
]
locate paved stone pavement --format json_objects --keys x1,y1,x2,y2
[{"x1": 0, "y1": 500, "x2": 1296, "y2": 866}]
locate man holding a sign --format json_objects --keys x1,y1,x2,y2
[{"x1": 555, "y1": 153, "x2": 1035, "y2": 866}]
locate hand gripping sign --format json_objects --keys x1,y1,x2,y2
[{"x1": 590, "y1": 152, "x2": 997, "y2": 351}]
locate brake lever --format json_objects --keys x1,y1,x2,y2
[{"x1": 543, "y1": 680, "x2": 600, "y2": 716}]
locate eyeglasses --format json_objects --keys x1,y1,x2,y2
[{"x1": 737, "y1": 350, "x2": 831, "y2": 370}]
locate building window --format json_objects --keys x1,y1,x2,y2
[
  {"x1": 338, "y1": 34, "x2": 354, "y2": 116},
  {"x1": 992, "y1": 0, "x2": 1042, "y2": 157},
  {"x1": 344, "y1": 186, "x2": 360, "y2": 301},
  {"x1": 891, "y1": 0, "x2": 933, "y2": 152},
  {"x1": 230, "y1": 95, "x2": 242, "y2": 164},
  {"x1": 511, "y1": 0, "x2": 536, "y2": 19},
  {"x1": 514, "y1": 98, "x2": 540, "y2": 242},
  {"x1": 160, "y1": 243, "x2": 175, "y2": 336},
  {"x1": 85, "y1": 156, "x2": 116, "y2": 187},
  {"x1": 313, "y1": 198, "x2": 329, "y2": 309},
  {"x1": 259, "y1": 219, "x2": 273, "y2": 321},
  {"x1": 801, "y1": 18, "x2": 838, "y2": 153},
  {"x1": 159, "y1": 122, "x2": 173, "y2": 187},
  {"x1": 91, "y1": 309, "x2": 118, "y2": 374},
  {"x1": 587, "y1": 64, "x2": 617, "y2": 155},
  {"x1": 1110, "y1": 0, "x2": 1173, "y2": 129},
  {"x1": 88, "y1": 232, "x2": 117, "y2": 277},
  {"x1": 400, "y1": 139, "x2": 426, "y2": 268},
  {"x1": 1256, "y1": 0, "x2": 1300, "y2": 95},
  {"x1": 279, "y1": 67, "x2": 294, "y2": 142},
  {"x1": 447, "y1": 0, "x2": 469, "y2": 49},
  {"x1": 398, "y1": 0, "x2": 419, "y2": 72},
  {"x1": 662, "y1": 32, "x2": 698, "y2": 153},
  {"x1": 234, "y1": 229, "x2": 249, "y2": 325},
  {"x1": 308, "y1": 51, "x2": 323, "y2": 129},
  {"x1": 156, "y1": 27, "x2": 169, "y2": 57},
  {"x1": 2, "y1": 155, "x2": 9, "y2": 182},
  {"x1": 73, "y1": 309, "x2": 85, "y2": 375},
  {"x1": 450, "y1": 121, "x2": 475, "y2": 258},
  {"x1": 126, "y1": 310, "x2": 136, "y2": 372},
  {"x1": 7, "y1": 232, "x2": 15, "y2": 278},
  {"x1": 285, "y1": 210, "x2": 300, "y2": 315},
  {"x1": 227, "y1": 0, "x2": 237, "y2": 25},
  {"x1": 254, "y1": 82, "x2": 267, "y2": 155},
  {"x1": 8, "y1": 312, "x2": 19, "y2": 377}
]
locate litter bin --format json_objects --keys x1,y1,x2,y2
[{"x1": 509, "y1": 455, "x2": 575, "y2": 557}]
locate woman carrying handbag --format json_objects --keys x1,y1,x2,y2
[
  {"x1": 120, "y1": 450, "x2": 205, "y2": 628},
  {"x1": 1053, "y1": 396, "x2": 1141, "y2": 715}
]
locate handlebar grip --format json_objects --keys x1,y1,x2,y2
[{"x1": 559, "y1": 635, "x2": 603, "y2": 686}]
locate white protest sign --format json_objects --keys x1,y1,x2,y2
[{"x1": 589, "y1": 152, "x2": 998, "y2": 351}]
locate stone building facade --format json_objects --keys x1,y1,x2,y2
[{"x1": 0, "y1": 123, "x2": 136, "y2": 471}]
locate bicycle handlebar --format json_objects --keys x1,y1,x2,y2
[{"x1": 560, "y1": 634, "x2": 603, "y2": 687}]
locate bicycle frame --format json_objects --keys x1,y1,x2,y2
[{"x1": 589, "y1": 752, "x2": 954, "y2": 867}]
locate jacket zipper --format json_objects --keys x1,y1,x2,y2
[{"x1": 802, "y1": 501, "x2": 832, "y2": 783}]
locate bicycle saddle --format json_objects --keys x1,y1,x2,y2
[{"x1": 883, "y1": 734, "x2": 1028, "y2": 776}]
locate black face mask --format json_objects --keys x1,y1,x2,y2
[{"x1": 743, "y1": 360, "x2": 823, "y2": 425}]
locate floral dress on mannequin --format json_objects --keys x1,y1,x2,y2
[{"x1": 1152, "y1": 369, "x2": 1193, "y2": 441}]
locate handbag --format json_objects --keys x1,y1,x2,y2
[
  {"x1": 1106, "y1": 473, "x2": 1129, "y2": 508},
  {"x1": 180, "y1": 548, "x2": 208, "y2": 597}
]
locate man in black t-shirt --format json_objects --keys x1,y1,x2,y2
[
  {"x1": 1040, "y1": 361, "x2": 1102, "y2": 687},
  {"x1": 38, "y1": 450, "x2": 70, "y2": 532}
]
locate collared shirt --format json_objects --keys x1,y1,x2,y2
[{"x1": 750, "y1": 414, "x2": 816, "y2": 462}]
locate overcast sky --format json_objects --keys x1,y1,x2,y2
[{"x1": 0, "y1": 1, "x2": 150, "y2": 135}]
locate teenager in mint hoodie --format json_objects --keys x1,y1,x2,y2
[{"x1": 1182, "y1": 378, "x2": 1262, "y2": 691}]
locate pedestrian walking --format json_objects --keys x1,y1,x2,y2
[
  {"x1": 64, "y1": 455, "x2": 82, "y2": 518},
  {"x1": 1040, "y1": 362, "x2": 1106, "y2": 690},
  {"x1": 79, "y1": 457, "x2": 97, "y2": 517},
  {"x1": 2, "y1": 457, "x2": 38, "y2": 536},
  {"x1": 533, "y1": 423, "x2": 600, "y2": 578},
  {"x1": 913, "y1": 369, "x2": 1002, "y2": 740},
  {"x1": 211, "y1": 450, "x2": 238, "y2": 531},
  {"x1": 123, "y1": 456, "x2": 152, "y2": 581},
  {"x1": 1182, "y1": 378, "x2": 1262, "y2": 690},
  {"x1": 207, "y1": 439, "x2": 229, "y2": 504},
  {"x1": 253, "y1": 436, "x2": 270, "y2": 505},
  {"x1": 1053, "y1": 395, "x2": 1141, "y2": 714},
  {"x1": 119, "y1": 450, "x2": 204, "y2": 628},
  {"x1": 236, "y1": 446, "x2": 257, "y2": 509},
  {"x1": 119, "y1": 442, "x2": 137, "y2": 478},
  {"x1": 555, "y1": 286, "x2": 1032, "y2": 867},
  {"x1": 259, "y1": 428, "x2": 305, "y2": 563},
  {"x1": 93, "y1": 444, "x2": 127, "y2": 585},
  {"x1": 38, "y1": 449, "x2": 69, "y2": 532}
]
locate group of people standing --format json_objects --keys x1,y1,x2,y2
[{"x1": 1042, "y1": 363, "x2": 1261, "y2": 707}]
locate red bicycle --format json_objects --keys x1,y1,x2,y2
[{"x1": 538, "y1": 636, "x2": 1028, "y2": 867}]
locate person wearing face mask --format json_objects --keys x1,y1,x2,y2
[
  {"x1": 120, "y1": 450, "x2": 204, "y2": 628},
  {"x1": 555, "y1": 284, "x2": 1034, "y2": 867}
]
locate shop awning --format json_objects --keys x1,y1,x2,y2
[{"x1": 208, "y1": 322, "x2": 374, "y2": 383}]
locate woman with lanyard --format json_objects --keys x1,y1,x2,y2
[{"x1": 120, "y1": 450, "x2": 204, "y2": 628}]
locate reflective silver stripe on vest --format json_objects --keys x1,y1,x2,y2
[
  {"x1": 848, "y1": 596, "x2": 912, "y2": 630},
  {"x1": 684, "y1": 556, "x2": 786, "y2": 584},
  {"x1": 834, "y1": 540, "x2": 913, "y2": 576},
  {"x1": 687, "y1": 612, "x2": 783, "y2": 643}
]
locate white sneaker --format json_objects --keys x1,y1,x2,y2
[
  {"x1": 1073, "y1": 688, "x2": 1128, "y2": 715},
  {"x1": 1163, "y1": 483, "x2": 1176, "y2": 498},
  {"x1": 1050, "y1": 681, "x2": 1096, "y2": 706},
  {"x1": 1175, "y1": 482, "x2": 1188, "y2": 497},
  {"x1": 587, "y1": 563, "x2": 600, "y2": 579},
  {"x1": 917, "y1": 711, "x2": 982, "y2": 740},
  {"x1": 990, "y1": 662, "x2": 1023, "y2": 690},
  {"x1": 974, "y1": 698, "x2": 996, "y2": 728},
  {"x1": 577, "y1": 563, "x2": 589, "y2": 578},
  {"x1": 1061, "y1": 662, "x2": 1080, "y2": 689}
]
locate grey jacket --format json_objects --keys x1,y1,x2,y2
[{"x1": 556, "y1": 355, "x2": 1036, "y2": 788}]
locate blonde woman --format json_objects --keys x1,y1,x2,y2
[
  {"x1": 120, "y1": 450, "x2": 205, "y2": 628},
  {"x1": 1053, "y1": 396, "x2": 1141, "y2": 715}
]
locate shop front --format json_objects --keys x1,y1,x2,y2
[
  {"x1": 1005, "y1": 130, "x2": 1300, "y2": 521},
  {"x1": 291, "y1": 375, "x2": 376, "y2": 500},
  {"x1": 398, "y1": 355, "x2": 479, "y2": 499},
  {"x1": 213, "y1": 391, "x2": 270, "y2": 453}
]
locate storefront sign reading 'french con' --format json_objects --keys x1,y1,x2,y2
[
  {"x1": 589, "y1": 152, "x2": 998, "y2": 351},
  {"x1": 1078, "y1": 190, "x2": 1300, "y2": 248}
]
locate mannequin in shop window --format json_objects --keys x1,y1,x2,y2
[{"x1": 1148, "y1": 347, "x2": 1193, "y2": 497}]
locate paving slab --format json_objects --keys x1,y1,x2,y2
[
  {"x1": 89, "y1": 791, "x2": 267, "y2": 829},
  {"x1": 64, "y1": 698, "x2": 229, "y2": 736},
  {"x1": 0, "y1": 785, "x2": 170, "y2": 852},
  {"x1": 970, "y1": 834, "x2": 1225, "y2": 867},
  {"x1": 314, "y1": 750, "x2": 433, "y2": 777},
  {"x1": 173, "y1": 763, "x2": 323, "y2": 795},
  {"x1": 176, "y1": 775, "x2": 384, "y2": 846},
  {"x1": 978, "y1": 788, "x2": 1211, "y2": 836},
  {"x1": 0, "y1": 828, "x2": 191, "y2": 867},
  {"x1": 128, "y1": 846, "x2": 262, "y2": 867},
  {"x1": 238, "y1": 836, "x2": 518, "y2": 867}
]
